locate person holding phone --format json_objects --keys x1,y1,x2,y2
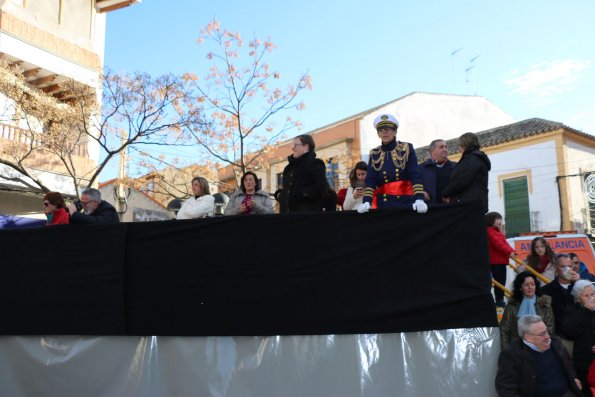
[{"x1": 343, "y1": 161, "x2": 367, "y2": 211}]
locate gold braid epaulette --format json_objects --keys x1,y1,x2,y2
[{"x1": 369, "y1": 142, "x2": 410, "y2": 171}]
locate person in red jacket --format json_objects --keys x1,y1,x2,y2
[
  {"x1": 486, "y1": 211, "x2": 516, "y2": 307},
  {"x1": 43, "y1": 192, "x2": 70, "y2": 225}
]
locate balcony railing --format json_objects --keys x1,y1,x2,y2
[{"x1": 0, "y1": 123, "x2": 88, "y2": 157}]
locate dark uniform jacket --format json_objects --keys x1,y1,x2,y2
[
  {"x1": 363, "y1": 139, "x2": 424, "y2": 208},
  {"x1": 70, "y1": 200, "x2": 120, "y2": 224},
  {"x1": 419, "y1": 158, "x2": 456, "y2": 204},
  {"x1": 442, "y1": 149, "x2": 491, "y2": 212},
  {"x1": 279, "y1": 151, "x2": 328, "y2": 213},
  {"x1": 495, "y1": 336, "x2": 582, "y2": 397}
]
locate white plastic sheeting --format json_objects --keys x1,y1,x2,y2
[{"x1": 0, "y1": 328, "x2": 500, "y2": 397}]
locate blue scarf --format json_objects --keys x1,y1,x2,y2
[{"x1": 518, "y1": 296, "x2": 537, "y2": 318}]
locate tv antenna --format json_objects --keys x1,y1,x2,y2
[
  {"x1": 450, "y1": 47, "x2": 463, "y2": 92},
  {"x1": 465, "y1": 55, "x2": 480, "y2": 95}
]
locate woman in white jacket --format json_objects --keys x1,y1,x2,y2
[
  {"x1": 342, "y1": 161, "x2": 367, "y2": 211},
  {"x1": 176, "y1": 176, "x2": 215, "y2": 219},
  {"x1": 224, "y1": 172, "x2": 273, "y2": 215}
]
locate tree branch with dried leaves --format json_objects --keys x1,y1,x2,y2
[{"x1": 182, "y1": 19, "x2": 312, "y2": 181}]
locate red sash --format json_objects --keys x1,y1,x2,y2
[{"x1": 371, "y1": 181, "x2": 413, "y2": 209}]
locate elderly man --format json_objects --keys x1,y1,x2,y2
[
  {"x1": 357, "y1": 114, "x2": 427, "y2": 214},
  {"x1": 542, "y1": 254, "x2": 580, "y2": 339},
  {"x1": 67, "y1": 188, "x2": 120, "y2": 224},
  {"x1": 495, "y1": 315, "x2": 582, "y2": 397},
  {"x1": 419, "y1": 139, "x2": 456, "y2": 204}
]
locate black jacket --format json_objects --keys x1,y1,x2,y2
[
  {"x1": 279, "y1": 151, "x2": 328, "y2": 213},
  {"x1": 495, "y1": 336, "x2": 582, "y2": 397},
  {"x1": 542, "y1": 280, "x2": 575, "y2": 339},
  {"x1": 70, "y1": 200, "x2": 120, "y2": 224},
  {"x1": 419, "y1": 159, "x2": 456, "y2": 204},
  {"x1": 442, "y1": 149, "x2": 491, "y2": 212},
  {"x1": 561, "y1": 303, "x2": 595, "y2": 385}
]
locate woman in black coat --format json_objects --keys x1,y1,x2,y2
[
  {"x1": 442, "y1": 132, "x2": 491, "y2": 213},
  {"x1": 561, "y1": 279, "x2": 595, "y2": 397},
  {"x1": 278, "y1": 134, "x2": 329, "y2": 213}
]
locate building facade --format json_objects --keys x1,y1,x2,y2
[{"x1": 0, "y1": 0, "x2": 137, "y2": 215}]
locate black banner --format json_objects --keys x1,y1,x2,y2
[{"x1": 0, "y1": 201, "x2": 497, "y2": 335}]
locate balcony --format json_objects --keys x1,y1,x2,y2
[{"x1": 0, "y1": 122, "x2": 88, "y2": 157}]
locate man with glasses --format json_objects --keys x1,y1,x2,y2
[
  {"x1": 67, "y1": 188, "x2": 119, "y2": 224},
  {"x1": 496, "y1": 314, "x2": 582, "y2": 397}
]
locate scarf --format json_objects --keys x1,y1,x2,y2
[
  {"x1": 241, "y1": 194, "x2": 253, "y2": 215},
  {"x1": 518, "y1": 296, "x2": 537, "y2": 318}
]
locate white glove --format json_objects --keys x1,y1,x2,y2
[
  {"x1": 412, "y1": 199, "x2": 428, "y2": 214},
  {"x1": 356, "y1": 202, "x2": 371, "y2": 214}
]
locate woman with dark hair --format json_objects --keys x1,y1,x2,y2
[
  {"x1": 277, "y1": 134, "x2": 329, "y2": 212},
  {"x1": 486, "y1": 211, "x2": 516, "y2": 307},
  {"x1": 499, "y1": 271, "x2": 554, "y2": 350},
  {"x1": 43, "y1": 192, "x2": 69, "y2": 225},
  {"x1": 176, "y1": 176, "x2": 214, "y2": 219},
  {"x1": 343, "y1": 161, "x2": 367, "y2": 211},
  {"x1": 442, "y1": 132, "x2": 491, "y2": 212},
  {"x1": 225, "y1": 172, "x2": 273, "y2": 215},
  {"x1": 520, "y1": 236, "x2": 556, "y2": 283}
]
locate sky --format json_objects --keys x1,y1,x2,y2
[{"x1": 103, "y1": 0, "x2": 595, "y2": 174}]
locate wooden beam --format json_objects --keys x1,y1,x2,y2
[
  {"x1": 53, "y1": 90, "x2": 71, "y2": 99},
  {"x1": 23, "y1": 68, "x2": 41, "y2": 78},
  {"x1": 97, "y1": 1, "x2": 135, "y2": 13},
  {"x1": 28, "y1": 75, "x2": 58, "y2": 86},
  {"x1": 41, "y1": 84, "x2": 62, "y2": 94}
]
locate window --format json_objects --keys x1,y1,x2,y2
[
  {"x1": 276, "y1": 173, "x2": 283, "y2": 189},
  {"x1": 503, "y1": 176, "x2": 531, "y2": 237}
]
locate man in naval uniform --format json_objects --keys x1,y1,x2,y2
[{"x1": 357, "y1": 114, "x2": 428, "y2": 214}]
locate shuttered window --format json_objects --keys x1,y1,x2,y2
[{"x1": 504, "y1": 176, "x2": 530, "y2": 237}]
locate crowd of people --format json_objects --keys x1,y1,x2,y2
[
  {"x1": 493, "y1": 236, "x2": 595, "y2": 396},
  {"x1": 36, "y1": 112, "x2": 595, "y2": 396},
  {"x1": 169, "y1": 113, "x2": 489, "y2": 219},
  {"x1": 43, "y1": 112, "x2": 492, "y2": 225}
]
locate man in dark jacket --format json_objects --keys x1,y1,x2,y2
[
  {"x1": 67, "y1": 188, "x2": 120, "y2": 224},
  {"x1": 495, "y1": 314, "x2": 583, "y2": 397},
  {"x1": 278, "y1": 134, "x2": 330, "y2": 213},
  {"x1": 419, "y1": 139, "x2": 456, "y2": 204},
  {"x1": 442, "y1": 132, "x2": 491, "y2": 213},
  {"x1": 542, "y1": 254, "x2": 580, "y2": 339}
]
